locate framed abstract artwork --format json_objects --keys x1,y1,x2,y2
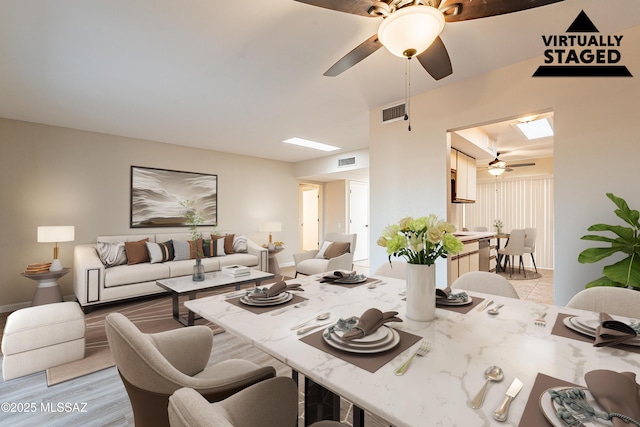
[{"x1": 130, "y1": 166, "x2": 218, "y2": 228}]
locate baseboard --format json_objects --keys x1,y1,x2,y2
[{"x1": 0, "y1": 295, "x2": 77, "y2": 314}]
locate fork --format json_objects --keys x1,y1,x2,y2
[
  {"x1": 394, "y1": 341, "x2": 431, "y2": 376},
  {"x1": 535, "y1": 312, "x2": 547, "y2": 326}
]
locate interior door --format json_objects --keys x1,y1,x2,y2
[
  {"x1": 349, "y1": 181, "x2": 369, "y2": 261},
  {"x1": 300, "y1": 184, "x2": 319, "y2": 251}
]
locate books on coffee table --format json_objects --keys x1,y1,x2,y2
[{"x1": 222, "y1": 265, "x2": 250, "y2": 277}]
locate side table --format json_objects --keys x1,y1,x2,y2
[
  {"x1": 266, "y1": 247, "x2": 284, "y2": 275},
  {"x1": 21, "y1": 268, "x2": 70, "y2": 306}
]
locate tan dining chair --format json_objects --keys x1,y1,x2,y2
[
  {"x1": 497, "y1": 229, "x2": 527, "y2": 278},
  {"x1": 374, "y1": 260, "x2": 407, "y2": 280},
  {"x1": 524, "y1": 227, "x2": 538, "y2": 273},
  {"x1": 566, "y1": 287, "x2": 640, "y2": 318},
  {"x1": 105, "y1": 312, "x2": 276, "y2": 427},
  {"x1": 168, "y1": 377, "x2": 346, "y2": 427},
  {"x1": 293, "y1": 232, "x2": 357, "y2": 277},
  {"x1": 452, "y1": 271, "x2": 520, "y2": 299},
  {"x1": 473, "y1": 226, "x2": 488, "y2": 232}
]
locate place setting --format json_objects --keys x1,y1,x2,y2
[
  {"x1": 318, "y1": 270, "x2": 377, "y2": 288},
  {"x1": 435, "y1": 286, "x2": 485, "y2": 314},
  {"x1": 299, "y1": 308, "x2": 422, "y2": 373},
  {"x1": 551, "y1": 311, "x2": 640, "y2": 354},
  {"x1": 225, "y1": 280, "x2": 308, "y2": 314},
  {"x1": 520, "y1": 370, "x2": 640, "y2": 427}
]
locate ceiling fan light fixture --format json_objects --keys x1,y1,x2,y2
[
  {"x1": 377, "y1": 6, "x2": 445, "y2": 58},
  {"x1": 488, "y1": 166, "x2": 506, "y2": 176}
]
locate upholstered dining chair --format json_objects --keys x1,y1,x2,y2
[
  {"x1": 452, "y1": 271, "x2": 520, "y2": 299},
  {"x1": 497, "y1": 229, "x2": 527, "y2": 278},
  {"x1": 523, "y1": 227, "x2": 538, "y2": 273},
  {"x1": 566, "y1": 287, "x2": 640, "y2": 318},
  {"x1": 293, "y1": 232, "x2": 357, "y2": 277},
  {"x1": 374, "y1": 260, "x2": 407, "y2": 280},
  {"x1": 105, "y1": 313, "x2": 276, "y2": 427},
  {"x1": 168, "y1": 377, "x2": 346, "y2": 427}
]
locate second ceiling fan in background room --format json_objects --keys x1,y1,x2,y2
[
  {"x1": 487, "y1": 153, "x2": 535, "y2": 176},
  {"x1": 295, "y1": 0, "x2": 566, "y2": 79}
]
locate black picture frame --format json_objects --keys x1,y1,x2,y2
[{"x1": 130, "y1": 166, "x2": 218, "y2": 228}]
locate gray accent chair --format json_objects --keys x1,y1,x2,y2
[
  {"x1": 168, "y1": 377, "x2": 345, "y2": 427},
  {"x1": 105, "y1": 312, "x2": 276, "y2": 427},
  {"x1": 293, "y1": 232, "x2": 357, "y2": 277},
  {"x1": 452, "y1": 271, "x2": 520, "y2": 299},
  {"x1": 566, "y1": 287, "x2": 640, "y2": 318}
]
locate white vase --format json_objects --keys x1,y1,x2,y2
[{"x1": 405, "y1": 263, "x2": 436, "y2": 322}]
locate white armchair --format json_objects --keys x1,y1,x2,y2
[{"x1": 293, "y1": 232, "x2": 357, "y2": 277}]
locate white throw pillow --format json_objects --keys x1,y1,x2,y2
[
  {"x1": 173, "y1": 240, "x2": 191, "y2": 261},
  {"x1": 146, "y1": 242, "x2": 164, "y2": 264},
  {"x1": 315, "y1": 241, "x2": 333, "y2": 259},
  {"x1": 97, "y1": 241, "x2": 127, "y2": 267}
]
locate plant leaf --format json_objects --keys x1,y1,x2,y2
[
  {"x1": 602, "y1": 255, "x2": 640, "y2": 287},
  {"x1": 578, "y1": 247, "x2": 623, "y2": 264},
  {"x1": 607, "y1": 193, "x2": 640, "y2": 228},
  {"x1": 585, "y1": 276, "x2": 625, "y2": 288},
  {"x1": 586, "y1": 224, "x2": 635, "y2": 242}
]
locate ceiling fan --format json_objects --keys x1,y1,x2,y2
[
  {"x1": 295, "y1": 0, "x2": 565, "y2": 79},
  {"x1": 487, "y1": 153, "x2": 535, "y2": 175}
]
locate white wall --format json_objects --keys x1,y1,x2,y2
[
  {"x1": 370, "y1": 25, "x2": 640, "y2": 304},
  {"x1": 0, "y1": 119, "x2": 299, "y2": 309}
]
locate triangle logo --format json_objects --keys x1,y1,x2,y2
[{"x1": 566, "y1": 10, "x2": 599, "y2": 33}]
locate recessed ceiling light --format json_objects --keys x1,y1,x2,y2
[
  {"x1": 283, "y1": 137, "x2": 340, "y2": 152},
  {"x1": 516, "y1": 118, "x2": 554, "y2": 140}
]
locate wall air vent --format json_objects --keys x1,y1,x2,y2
[
  {"x1": 382, "y1": 103, "x2": 406, "y2": 124},
  {"x1": 338, "y1": 157, "x2": 356, "y2": 167}
]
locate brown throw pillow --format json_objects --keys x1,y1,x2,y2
[
  {"x1": 209, "y1": 234, "x2": 227, "y2": 256},
  {"x1": 124, "y1": 238, "x2": 150, "y2": 265},
  {"x1": 188, "y1": 239, "x2": 203, "y2": 259},
  {"x1": 224, "y1": 234, "x2": 235, "y2": 254},
  {"x1": 323, "y1": 242, "x2": 350, "y2": 259}
]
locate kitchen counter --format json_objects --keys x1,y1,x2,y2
[{"x1": 452, "y1": 231, "x2": 496, "y2": 242}]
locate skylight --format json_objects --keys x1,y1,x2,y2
[
  {"x1": 283, "y1": 137, "x2": 340, "y2": 152},
  {"x1": 516, "y1": 118, "x2": 554, "y2": 140}
]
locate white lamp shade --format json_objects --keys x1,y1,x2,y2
[
  {"x1": 488, "y1": 167, "x2": 506, "y2": 176},
  {"x1": 260, "y1": 222, "x2": 282, "y2": 233},
  {"x1": 377, "y1": 6, "x2": 445, "y2": 58},
  {"x1": 37, "y1": 226, "x2": 75, "y2": 243}
]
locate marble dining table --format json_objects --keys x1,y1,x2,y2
[{"x1": 185, "y1": 273, "x2": 640, "y2": 427}]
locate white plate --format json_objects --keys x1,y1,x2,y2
[
  {"x1": 240, "y1": 292, "x2": 292, "y2": 306},
  {"x1": 539, "y1": 387, "x2": 613, "y2": 427},
  {"x1": 245, "y1": 292, "x2": 289, "y2": 303},
  {"x1": 334, "y1": 276, "x2": 368, "y2": 284},
  {"x1": 564, "y1": 317, "x2": 640, "y2": 346},
  {"x1": 324, "y1": 327, "x2": 400, "y2": 354},
  {"x1": 332, "y1": 324, "x2": 390, "y2": 343},
  {"x1": 331, "y1": 327, "x2": 394, "y2": 348},
  {"x1": 436, "y1": 295, "x2": 473, "y2": 306}
]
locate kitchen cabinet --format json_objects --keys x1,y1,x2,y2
[
  {"x1": 451, "y1": 149, "x2": 476, "y2": 203},
  {"x1": 448, "y1": 240, "x2": 480, "y2": 285}
]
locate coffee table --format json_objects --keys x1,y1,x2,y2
[{"x1": 156, "y1": 269, "x2": 275, "y2": 326}]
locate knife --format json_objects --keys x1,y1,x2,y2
[
  {"x1": 493, "y1": 377, "x2": 523, "y2": 422},
  {"x1": 477, "y1": 299, "x2": 493, "y2": 312}
]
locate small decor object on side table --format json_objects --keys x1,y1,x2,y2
[
  {"x1": 378, "y1": 215, "x2": 463, "y2": 321},
  {"x1": 180, "y1": 200, "x2": 206, "y2": 281},
  {"x1": 494, "y1": 219, "x2": 503, "y2": 235}
]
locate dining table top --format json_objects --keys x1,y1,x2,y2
[{"x1": 185, "y1": 273, "x2": 639, "y2": 427}]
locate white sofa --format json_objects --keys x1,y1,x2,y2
[{"x1": 74, "y1": 232, "x2": 267, "y2": 311}]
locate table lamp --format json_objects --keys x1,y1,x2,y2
[
  {"x1": 37, "y1": 226, "x2": 75, "y2": 271},
  {"x1": 260, "y1": 222, "x2": 281, "y2": 247}
]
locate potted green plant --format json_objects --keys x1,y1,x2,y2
[
  {"x1": 180, "y1": 200, "x2": 205, "y2": 281},
  {"x1": 578, "y1": 193, "x2": 640, "y2": 289}
]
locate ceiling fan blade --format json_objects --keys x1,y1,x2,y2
[
  {"x1": 416, "y1": 36, "x2": 452, "y2": 80},
  {"x1": 444, "y1": 0, "x2": 565, "y2": 23},
  {"x1": 293, "y1": 0, "x2": 379, "y2": 17},
  {"x1": 506, "y1": 162, "x2": 536, "y2": 168},
  {"x1": 324, "y1": 34, "x2": 383, "y2": 76}
]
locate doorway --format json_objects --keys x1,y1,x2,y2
[
  {"x1": 349, "y1": 181, "x2": 369, "y2": 262},
  {"x1": 300, "y1": 184, "x2": 320, "y2": 251}
]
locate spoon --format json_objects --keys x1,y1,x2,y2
[
  {"x1": 470, "y1": 365, "x2": 504, "y2": 409},
  {"x1": 488, "y1": 304, "x2": 504, "y2": 315},
  {"x1": 290, "y1": 312, "x2": 331, "y2": 330}
]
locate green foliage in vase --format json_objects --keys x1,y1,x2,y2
[
  {"x1": 578, "y1": 193, "x2": 640, "y2": 289},
  {"x1": 180, "y1": 200, "x2": 204, "y2": 258}
]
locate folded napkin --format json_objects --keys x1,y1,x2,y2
[
  {"x1": 594, "y1": 312, "x2": 638, "y2": 347},
  {"x1": 246, "y1": 281, "x2": 302, "y2": 298},
  {"x1": 340, "y1": 308, "x2": 402, "y2": 342},
  {"x1": 435, "y1": 286, "x2": 468, "y2": 301},
  {"x1": 320, "y1": 270, "x2": 358, "y2": 283},
  {"x1": 585, "y1": 369, "x2": 640, "y2": 427}
]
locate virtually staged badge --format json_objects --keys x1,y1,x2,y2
[{"x1": 533, "y1": 10, "x2": 632, "y2": 77}]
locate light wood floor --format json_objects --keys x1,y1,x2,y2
[{"x1": 0, "y1": 263, "x2": 554, "y2": 426}]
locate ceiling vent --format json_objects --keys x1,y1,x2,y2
[
  {"x1": 338, "y1": 157, "x2": 356, "y2": 167},
  {"x1": 382, "y1": 103, "x2": 406, "y2": 124}
]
